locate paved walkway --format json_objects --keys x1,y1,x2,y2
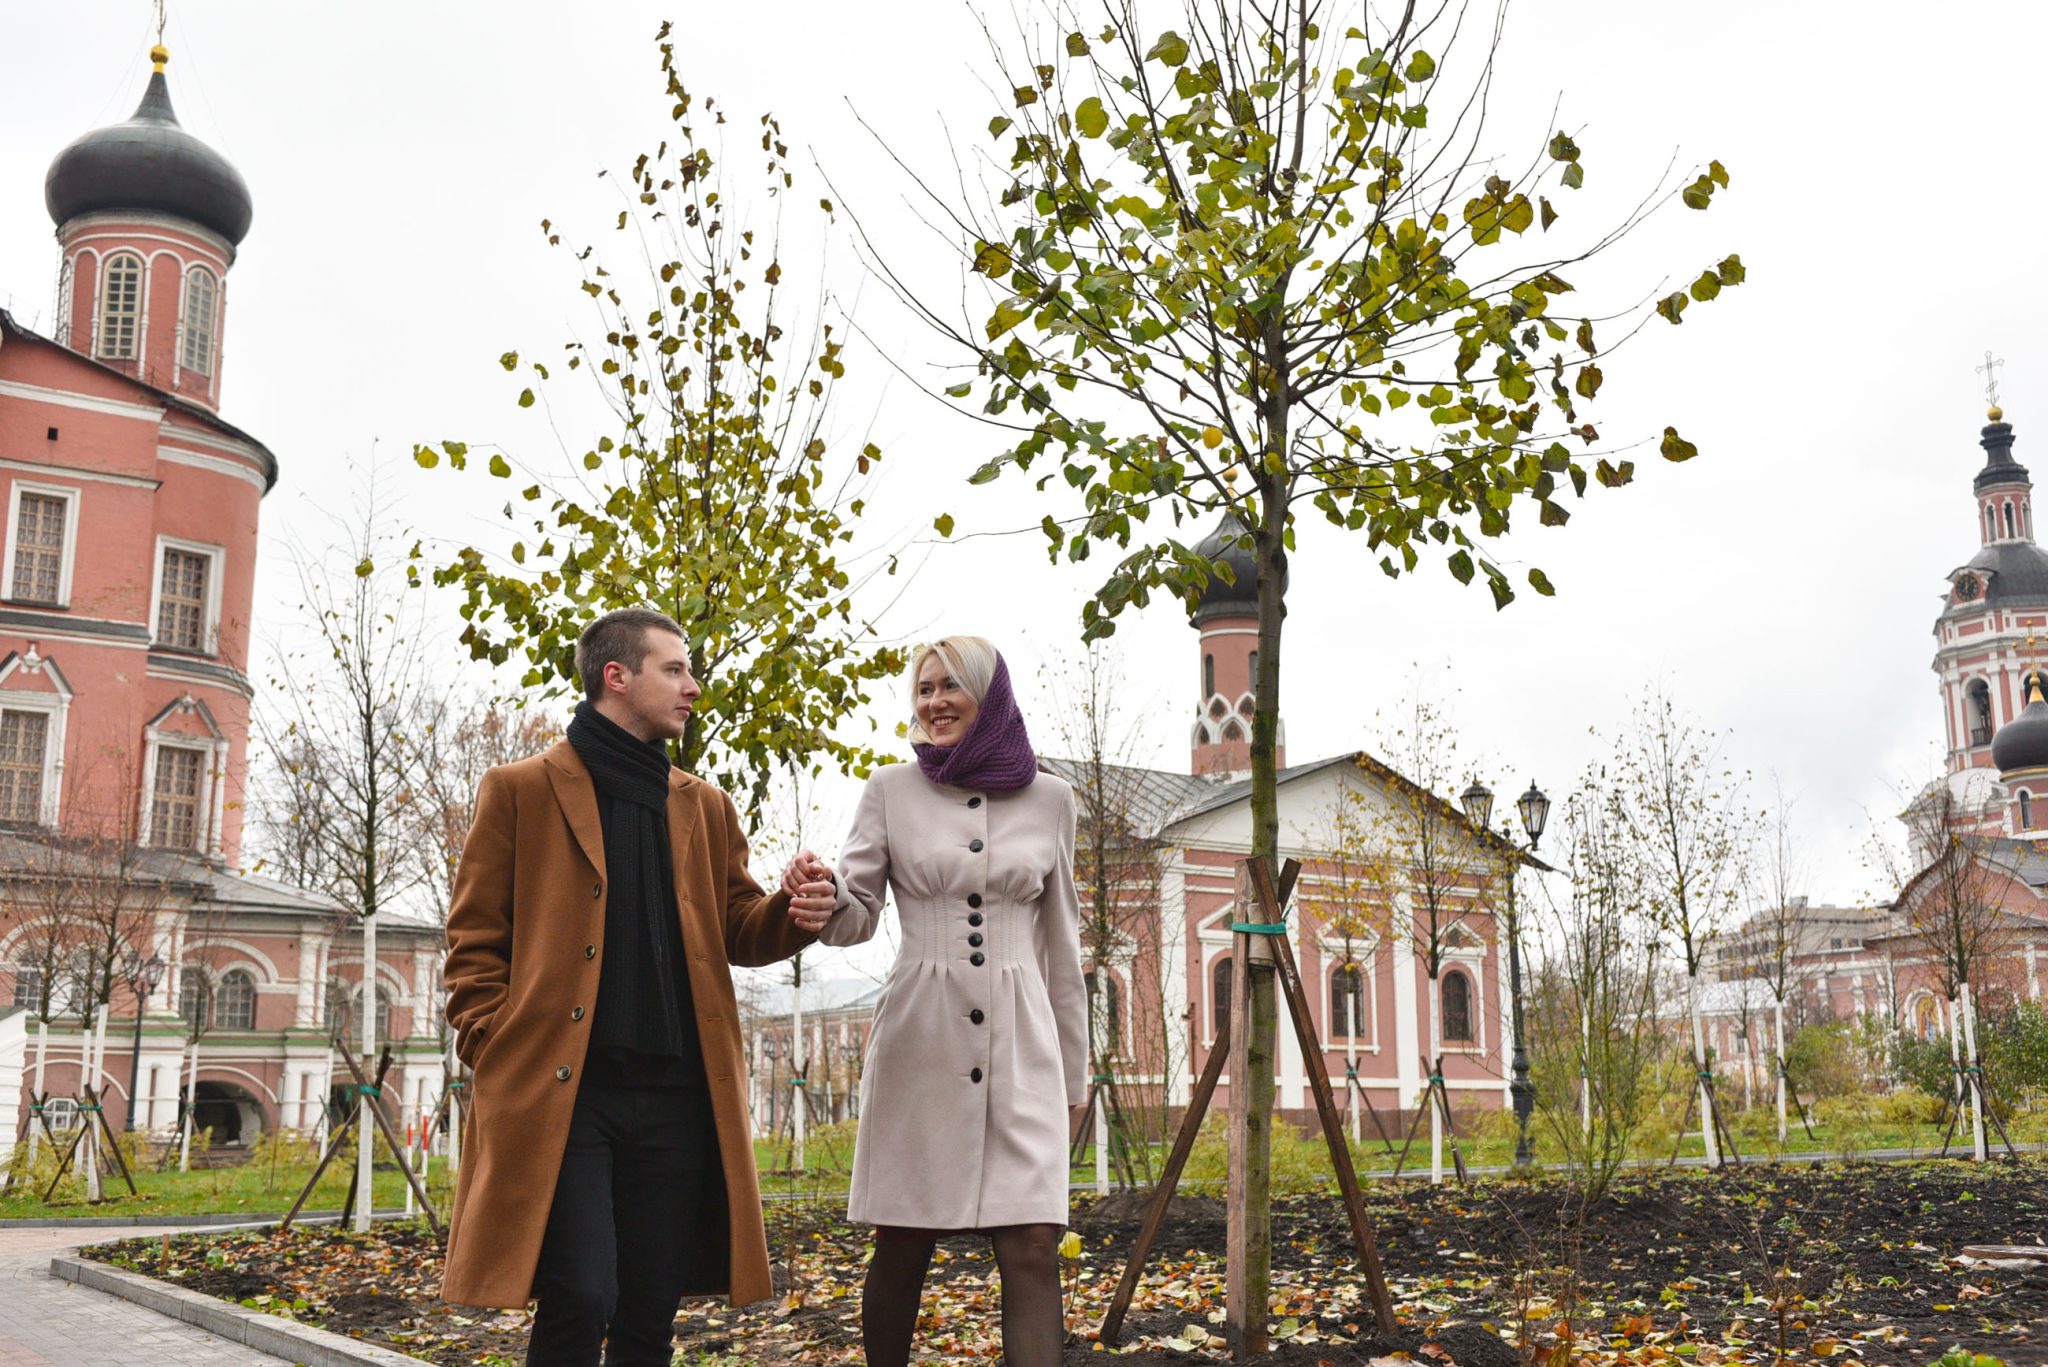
[{"x1": 0, "y1": 1226, "x2": 277, "y2": 1366}]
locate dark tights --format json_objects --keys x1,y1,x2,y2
[{"x1": 862, "y1": 1223, "x2": 1063, "y2": 1367}]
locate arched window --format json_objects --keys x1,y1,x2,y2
[
  {"x1": 1440, "y1": 969, "x2": 1474, "y2": 1044},
  {"x1": 180, "y1": 267, "x2": 217, "y2": 375},
  {"x1": 2022, "y1": 792, "x2": 2034, "y2": 830},
  {"x1": 2006, "y1": 502, "x2": 2018, "y2": 539},
  {"x1": 1203, "y1": 653, "x2": 1216, "y2": 699},
  {"x1": 1987, "y1": 506, "x2": 1998, "y2": 541},
  {"x1": 324, "y1": 979, "x2": 389, "y2": 1042},
  {"x1": 1968, "y1": 679, "x2": 1994, "y2": 747},
  {"x1": 1212, "y1": 956, "x2": 1234, "y2": 1039},
  {"x1": 215, "y1": 970, "x2": 255, "y2": 1030},
  {"x1": 178, "y1": 972, "x2": 211, "y2": 1031},
  {"x1": 1249, "y1": 650, "x2": 1259, "y2": 684},
  {"x1": 1222, "y1": 720, "x2": 1243, "y2": 742},
  {"x1": 97, "y1": 253, "x2": 142, "y2": 359},
  {"x1": 1329, "y1": 960, "x2": 1365, "y2": 1039}
]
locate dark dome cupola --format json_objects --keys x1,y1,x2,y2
[{"x1": 45, "y1": 46, "x2": 253, "y2": 247}]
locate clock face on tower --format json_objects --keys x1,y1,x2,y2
[{"x1": 1955, "y1": 572, "x2": 1983, "y2": 602}]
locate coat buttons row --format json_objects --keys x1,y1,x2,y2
[
  {"x1": 968, "y1": 796, "x2": 983, "y2": 809},
  {"x1": 592, "y1": 880, "x2": 603, "y2": 899},
  {"x1": 556, "y1": 1066, "x2": 573, "y2": 1082},
  {"x1": 968, "y1": 932, "x2": 983, "y2": 947},
  {"x1": 571, "y1": 1006, "x2": 585, "y2": 1021},
  {"x1": 969, "y1": 838, "x2": 984, "y2": 853},
  {"x1": 584, "y1": 944, "x2": 597, "y2": 959},
  {"x1": 968, "y1": 894, "x2": 983, "y2": 908},
  {"x1": 968, "y1": 911, "x2": 983, "y2": 926},
  {"x1": 970, "y1": 1067, "x2": 984, "y2": 1083},
  {"x1": 970, "y1": 1009, "x2": 985, "y2": 1024},
  {"x1": 970, "y1": 952, "x2": 985, "y2": 966}
]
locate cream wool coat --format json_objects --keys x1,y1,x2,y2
[{"x1": 821, "y1": 762, "x2": 1087, "y2": 1228}]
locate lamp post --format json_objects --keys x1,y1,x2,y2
[
  {"x1": 1460, "y1": 779, "x2": 1548, "y2": 1167},
  {"x1": 121, "y1": 950, "x2": 167, "y2": 1131}
]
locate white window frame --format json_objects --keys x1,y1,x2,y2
[
  {"x1": 139, "y1": 734, "x2": 222, "y2": 856},
  {"x1": 0, "y1": 679, "x2": 69, "y2": 829},
  {"x1": 96, "y1": 252, "x2": 143, "y2": 360},
  {"x1": 148, "y1": 536, "x2": 225, "y2": 655},
  {"x1": 179, "y1": 264, "x2": 217, "y2": 378},
  {"x1": 1436, "y1": 953, "x2": 1488, "y2": 1054},
  {"x1": 1, "y1": 481, "x2": 80, "y2": 607}
]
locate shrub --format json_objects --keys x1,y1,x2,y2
[
  {"x1": 1787, "y1": 1021, "x2": 1865, "y2": 1100},
  {"x1": 1872, "y1": 1086, "x2": 1943, "y2": 1128},
  {"x1": 1812, "y1": 1094, "x2": 1878, "y2": 1157}
]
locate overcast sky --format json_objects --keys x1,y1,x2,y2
[{"x1": 4, "y1": 1, "x2": 2043, "y2": 962}]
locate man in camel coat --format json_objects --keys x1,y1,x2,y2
[{"x1": 441, "y1": 606, "x2": 836, "y2": 1366}]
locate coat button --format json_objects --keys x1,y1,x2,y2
[
  {"x1": 970, "y1": 951, "x2": 985, "y2": 967},
  {"x1": 584, "y1": 944, "x2": 597, "y2": 959},
  {"x1": 571, "y1": 1006, "x2": 585, "y2": 1021},
  {"x1": 556, "y1": 1066, "x2": 573, "y2": 1081},
  {"x1": 969, "y1": 838, "x2": 984, "y2": 852},
  {"x1": 968, "y1": 912, "x2": 983, "y2": 926},
  {"x1": 967, "y1": 796, "x2": 983, "y2": 809},
  {"x1": 968, "y1": 932, "x2": 983, "y2": 947},
  {"x1": 970, "y1": 1067, "x2": 984, "y2": 1083},
  {"x1": 967, "y1": 893, "x2": 983, "y2": 908},
  {"x1": 592, "y1": 880, "x2": 603, "y2": 899},
  {"x1": 970, "y1": 1009, "x2": 985, "y2": 1024}
]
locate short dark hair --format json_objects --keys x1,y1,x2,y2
[{"x1": 575, "y1": 607, "x2": 686, "y2": 700}]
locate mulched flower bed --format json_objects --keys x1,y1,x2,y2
[{"x1": 85, "y1": 1160, "x2": 2048, "y2": 1365}]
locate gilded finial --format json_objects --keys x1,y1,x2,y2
[
  {"x1": 1991, "y1": 404, "x2": 2006, "y2": 423},
  {"x1": 151, "y1": 44, "x2": 169, "y2": 72},
  {"x1": 1220, "y1": 464, "x2": 1239, "y2": 487}
]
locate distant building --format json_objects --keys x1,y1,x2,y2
[{"x1": 0, "y1": 45, "x2": 441, "y2": 1160}]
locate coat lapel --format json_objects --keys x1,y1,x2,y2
[
  {"x1": 665, "y1": 771, "x2": 704, "y2": 917},
  {"x1": 542, "y1": 741, "x2": 606, "y2": 881}
]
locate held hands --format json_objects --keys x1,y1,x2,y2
[{"x1": 782, "y1": 849, "x2": 837, "y2": 934}]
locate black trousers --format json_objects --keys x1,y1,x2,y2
[{"x1": 526, "y1": 1075, "x2": 726, "y2": 1367}]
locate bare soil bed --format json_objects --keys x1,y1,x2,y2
[{"x1": 84, "y1": 1159, "x2": 2048, "y2": 1364}]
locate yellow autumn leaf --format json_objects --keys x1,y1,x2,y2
[{"x1": 1058, "y1": 1230, "x2": 1083, "y2": 1259}]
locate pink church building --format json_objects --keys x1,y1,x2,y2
[{"x1": 0, "y1": 47, "x2": 443, "y2": 1158}]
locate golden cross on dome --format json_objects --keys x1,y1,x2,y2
[{"x1": 1978, "y1": 350, "x2": 2006, "y2": 412}]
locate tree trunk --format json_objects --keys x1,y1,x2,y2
[
  {"x1": 356, "y1": 912, "x2": 377, "y2": 1232},
  {"x1": 791, "y1": 956, "x2": 806, "y2": 1174},
  {"x1": 85, "y1": 1010, "x2": 107, "y2": 1202},
  {"x1": 27, "y1": 1018, "x2": 46, "y2": 1163},
  {"x1": 1773, "y1": 998, "x2": 1788, "y2": 1146},
  {"x1": 1427, "y1": 975, "x2": 1443, "y2": 1185},
  {"x1": 1228, "y1": 476, "x2": 1288, "y2": 1358},
  {"x1": 1579, "y1": 1009, "x2": 1591, "y2": 1138},
  {"x1": 445, "y1": 1036, "x2": 462, "y2": 1176},
  {"x1": 180, "y1": 1039, "x2": 198, "y2": 1172},
  {"x1": 1345, "y1": 968, "x2": 1360, "y2": 1145},
  {"x1": 1686, "y1": 973, "x2": 1718, "y2": 1167},
  {"x1": 1960, "y1": 981, "x2": 1987, "y2": 1162}
]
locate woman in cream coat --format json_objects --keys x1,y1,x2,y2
[{"x1": 793, "y1": 636, "x2": 1085, "y2": 1367}]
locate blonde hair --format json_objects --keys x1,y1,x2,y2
[{"x1": 906, "y1": 636, "x2": 1000, "y2": 744}]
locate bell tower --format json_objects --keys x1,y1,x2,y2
[
  {"x1": 44, "y1": 43, "x2": 254, "y2": 410},
  {"x1": 1189, "y1": 507, "x2": 1284, "y2": 779}
]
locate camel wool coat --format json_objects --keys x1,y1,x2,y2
[
  {"x1": 820, "y1": 762, "x2": 1086, "y2": 1228},
  {"x1": 440, "y1": 741, "x2": 810, "y2": 1309}
]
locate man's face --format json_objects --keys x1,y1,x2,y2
[{"x1": 606, "y1": 629, "x2": 700, "y2": 742}]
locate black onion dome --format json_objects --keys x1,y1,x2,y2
[
  {"x1": 1992, "y1": 685, "x2": 2048, "y2": 774},
  {"x1": 45, "y1": 64, "x2": 252, "y2": 246},
  {"x1": 1193, "y1": 510, "x2": 1281, "y2": 624}
]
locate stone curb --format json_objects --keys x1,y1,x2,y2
[
  {"x1": 0, "y1": 1208, "x2": 410, "y2": 1229},
  {"x1": 50, "y1": 1254, "x2": 429, "y2": 1366}
]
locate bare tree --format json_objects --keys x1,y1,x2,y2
[
  {"x1": 1300, "y1": 788, "x2": 1395, "y2": 1146},
  {"x1": 1367, "y1": 684, "x2": 1495, "y2": 1184},
  {"x1": 1869, "y1": 774, "x2": 2019, "y2": 1160},
  {"x1": 1528, "y1": 768, "x2": 1666, "y2": 1204},
  {"x1": 1617, "y1": 687, "x2": 1750, "y2": 1166},
  {"x1": 1739, "y1": 780, "x2": 1807, "y2": 1142},
  {"x1": 1039, "y1": 645, "x2": 1167, "y2": 1191},
  {"x1": 252, "y1": 474, "x2": 438, "y2": 1229}
]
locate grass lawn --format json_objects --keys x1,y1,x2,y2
[{"x1": 0, "y1": 1143, "x2": 453, "y2": 1220}]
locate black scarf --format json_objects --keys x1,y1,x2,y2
[{"x1": 567, "y1": 700, "x2": 702, "y2": 1082}]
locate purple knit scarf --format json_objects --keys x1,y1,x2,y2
[{"x1": 913, "y1": 654, "x2": 1038, "y2": 792}]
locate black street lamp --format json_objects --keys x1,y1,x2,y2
[
  {"x1": 121, "y1": 949, "x2": 167, "y2": 1131},
  {"x1": 1462, "y1": 779, "x2": 1547, "y2": 1167}
]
